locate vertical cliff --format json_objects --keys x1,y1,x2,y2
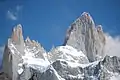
[{"x1": 63, "y1": 12, "x2": 106, "y2": 62}]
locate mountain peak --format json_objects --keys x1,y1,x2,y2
[
  {"x1": 81, "y1": 12, "x2": 91, "y2": 18},
  {"x1": 80, "y1": 12, "x2": 95, "y2": 26},
  {"x1": 96, "y1": 25, "x2": 103, "y2": 32},
  {"x1": 16, "y1": 24, "x2": 22, "y2": 29},
  {"x1": 11, "y1": 24, "x2": 24, "y2": 44},
  {"x1": 63, "y1": 12, "x2": 105, "y2": 62},
  {"x1": 25, "y1": 36, "x2": 31, "y2": 43},
  {"x1": 10, "y1": 24, "x2": 25, "y2": 54}
]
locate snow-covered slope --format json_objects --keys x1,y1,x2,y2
[
  {"x1": 2, "y1": 12, "x2": 120, "y2": 80},
  {"x1": 48, "y1": 45, "x2": 89, "y2": 64}
]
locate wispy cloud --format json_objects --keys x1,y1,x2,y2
[
  {"x1": 7, "y1": 5, "x2": 22, "y2": 21},
  {"x1": 105, "y1": 33, "x2": 120, "y2": 57},
  {"x1": 7, "y1": 10, "x2": 17, "y2": 20}
]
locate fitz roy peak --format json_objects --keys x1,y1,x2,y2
[
  {"x1": 2, "y1": 12, "x2": 120, "y2": 80},
  {"x1": 63, "y1": 12, "x2": 105, "y2": 62}
]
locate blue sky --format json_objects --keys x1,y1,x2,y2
[{"x1": 0, "y1": 0, "x2": 120, "y2": 51}]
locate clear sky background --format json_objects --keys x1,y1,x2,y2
[{"x1": 0, "y1": 0, "x2": 120, "y2": 52}]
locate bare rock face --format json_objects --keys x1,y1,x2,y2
[
  {"x1": 11, "y1": 24, "x2": 24, "y2": 55},
  {"x1": 11, "y1": 24, "x2": 23, "y2": 44},
  {"x1": 2, "y1": 45, "x2": 12, "y2": 79},
  {"x1": 63, "y1": 12, "x2": 106, "y2": 62},
  {"x1": 2, "y1": 24, "x2": 25, "y2": 80},
  {"x1": 2, "y1": 40, "x2": 22, "y2": 80}
]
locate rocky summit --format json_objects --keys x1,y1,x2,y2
[
  {"x1": 1, "y1": 12, "x2": 120, "y2": 80},
  {"x1": 63, "y1": 12, "x2": 106, "y2": 62}
]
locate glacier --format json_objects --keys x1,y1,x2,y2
[{"x1": 1, "y1": 12, "x2": 120, "y2": 80}]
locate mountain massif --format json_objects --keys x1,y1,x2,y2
[{"x1": 1, "y1": 12, "x2": 120, "y2": 80}]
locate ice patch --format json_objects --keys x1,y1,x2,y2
[{"x1": 18, "y1": 68, "x2": 23, "y2": 74}]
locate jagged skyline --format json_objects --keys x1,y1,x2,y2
[
  {"x1": 2, "y1": 12, "x2": 120, "y2": 80},
  {"x1": 0, "y1": 0, "x2": 120, "y2": 51}
]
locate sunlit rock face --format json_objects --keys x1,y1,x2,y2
[
  {"x1": 63, "y1": 12, "x2": 106, "y2": 62},
  {"x1": 11, "y1": 24, "x2": 25, "y2": 55}
]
